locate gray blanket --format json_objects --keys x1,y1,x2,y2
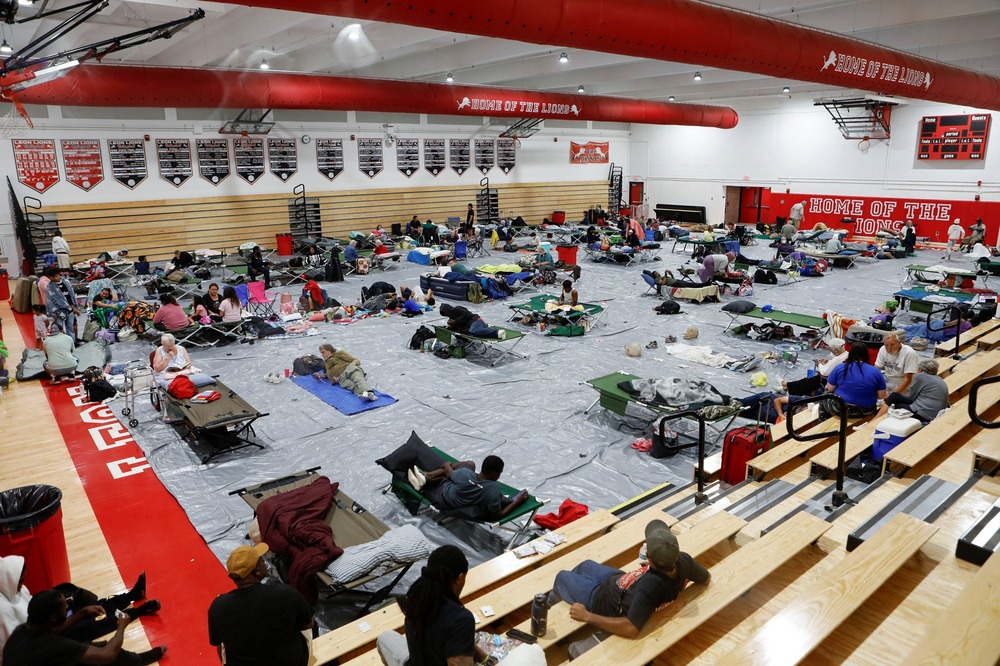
[{"x1": 16, "y1": 341, "x2": 112, "y2": 381}]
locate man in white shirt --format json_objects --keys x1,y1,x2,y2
[
  {"x1": 944, "y1": 219, "x2": 965, "y2": 260},
  {"x1": 51, "y1": 231, "x2": 71, "y2": 269},
  {"x1": 875, "y1": 333, "x2": 919, "y2": 394},
  {"x1": 789, "y1": 201, "x2": 806, "y2": 229}
]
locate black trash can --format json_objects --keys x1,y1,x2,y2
[
  {"x1": 0, "y1": 485, "x2": 70, "y2": 593},
  {"x1": 845, "y1": 329, "x2": 886, "y2": 364}
]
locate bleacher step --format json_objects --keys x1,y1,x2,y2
[
  {"x1": 724, "y1": 478, "x2": 809, "y2": 522},
  {"x1": 957, "y1": 497, "x2": 1000, "y2": 565},
  {"x1": 662, "y1": 480, "x2": 745, "y2": 522},
  {"x1": 611, "y1": 481, "x2": 689, "y2": 520},
  {"x1": 847, "y1": 474, "x2": 977, "y2": 551},
  {"x1": 760, "y1": 476, "x2": 890, "y2": 536}
]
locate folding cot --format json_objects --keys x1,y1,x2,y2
[
  {"x1": 584, "y1": 371, "x2": 742, "y2": 441},
  {"x1": 162, "y1": 272, "x2": 203, "y2": 300},
  {"x1": 670, "y1": 236, "x2": 739, "y2": 256},
  {"x1": 734, "y1": 261, "x2": 804, "y2": 285},
  {"x1": 585, "y1": 245, "x2": 639, "y2": 266},
  {"x1": 804, "y1": 249, "x2": 859, "y2": 269},
  {"x1": 378, "y1": 435, "x2": 546, "y2": 549},
  {"x1": 903, "y1": 264, "x2": 981, "y2": 288},
  {"x1": 723, "y1": 306, "x2": 830, "y2": 336},
  {"x1": 156, "y1": 378, "x2": 268, "y2": 464},
  {"x1": 641, "y1": 272, "x2": 720, "y2": 303},
  {"x1": 368, "y1": 251, "x2": 402, "y2": 271},
  {"x1": 231, "y1": 468, "x2": 417, "y2": 615},
  {"x1": 433, "y1": 325, "x2": 527, "y2": 366},
  {"x1": 892, "y1": 286, "x2": 980, "y2": 315},
  {"x1": 506, "y1": 294, "x2": 607, "y2": 331}
]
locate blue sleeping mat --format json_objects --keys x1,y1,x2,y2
[{"x1": 291, "y1": 375, "x2": 397, "y2": 415}]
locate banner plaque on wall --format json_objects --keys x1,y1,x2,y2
[
  {"x1": 234, "y1": 137, "x2": 265, "y2": 184},
  {"x1": 12, "y1": 139, "x2": 59, "y2": 193},
  {"x1": 450, "y1": 139, "x2": 470, "y2": 176},
  {"x1": 60, "y1": 139, "x2": 103, "y2": 191},
  {"x1": 475, "y1": 139, "x2": 495, "y2": 175},
  {"x1": 107, "y1": 139, "x2": 147, "y2": 189},
  {"x1": 497, "y1": 139, "x2": 516, "y2": 174},
  {"x1": 570, "y1": 141, "x2": 609, "y2": 163},
  {"x1": 267, "y1": 138, "x2": 298, "y2": 181},
  {"x1": 396, "y1": 138, "x2": 419, "y2": 177},
  {"x1": 156, "y1": 139, "x2": 192, "y2": 187},
  {"x1": 424, "y1": 139, "x2": 445, "y2": 176},
  {"x1": 196, "y1": 138, "x2": 230, "y2": 185},
  {"x1": 316, "y1": 138, "x2": 344, "y2": 180},
  {"x1": 358, "y1": 138, "x2": 384, "y2": 178}
]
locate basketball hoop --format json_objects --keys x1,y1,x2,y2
[{"x1": 0, "y1": 97, "x2": 34, "y2": 138}]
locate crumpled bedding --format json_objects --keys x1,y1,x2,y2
[
  {"x1": 658, "y1": 344, "x2": 737, "y2": 368},
  {"x1": 473, "y1": 263, "x2": 524, "y2": 274},
  {"x1": 619, "y1": 376, "x2": 728, "y2": 410}
]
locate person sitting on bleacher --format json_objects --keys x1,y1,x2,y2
[
  {"x1": 875, "y1": 358, "x2": 949, "y2": 423},
  {"x1": 548, "y1": 519, "x2": 710, "y2": 638},
  {"x1": 818, "y1": 342, "x2": 887, "y2": 421}
]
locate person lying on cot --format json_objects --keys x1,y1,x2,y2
[
  {"x1": 437, "y1": 258, "x2": 475, "y2": 278},
  {"x1": 547, "y1": 520, "x2": 710, "y2": 638},
  {"x1": 312, "y1": 343, "x2": 377, "y2": 401},
  {"x1": 439, "y1": 303, "x2": 506, "y2": 339},
  {"x1": 405, "y1": 455, "x2": 529, "y2": 520},
  {"x1": 645, "y1": 270, "x2": 714, "y2": 294}
]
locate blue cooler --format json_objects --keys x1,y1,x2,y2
[{"x1": 871, "y1": 416, "x2": 922, "y2": 460}]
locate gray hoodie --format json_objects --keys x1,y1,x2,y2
[{"x1": 0, "y1": 555, "x2": 29, "y2": 663}]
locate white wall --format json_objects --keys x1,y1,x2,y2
[
  {"x1": 630, "y1": 96, "x2": 998, "y2": 225},
  {"x1": 0, "y1": 112, "x2": 630, "y2": 275}
]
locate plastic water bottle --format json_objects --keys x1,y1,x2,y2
[{"x1": 531, "y1": 593, "x2": 548, "y2": 637}]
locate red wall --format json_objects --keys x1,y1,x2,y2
[{"x1": 772, "y1": 193, "x2": 999, "y2": 243}]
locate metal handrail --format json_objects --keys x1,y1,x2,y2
[
  {"x1": 925, "y1": 302, "x2": 965, "y2": 360},
  {"x1": 786, "y1": 394, "x2": 851, "y2": 507},
  {"x1": 968, "y1": 376, "x2": 1000, "y2": 429},
  {"x1": 657, "y1": 410, "x2": 708, "y2": 504}
]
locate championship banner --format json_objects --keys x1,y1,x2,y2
[
  {"x1": 775, "y1": 193, "x2": 1000, "y2": 243},
  {"x1": 570, "y1": 141, "x2": 609, "y2": 164},
  {"x1": 13, "y1": 139, "x2": 59, "y2": 192},
  {"x1": 61, "y1": 139, "x2": 103, "y2": 191}
]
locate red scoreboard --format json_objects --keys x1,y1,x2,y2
[{"x1": 917, "y1": 114, "x2": 991, "y2": 161}]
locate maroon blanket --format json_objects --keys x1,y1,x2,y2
[{"x1": 256, "y1": 476, "x2": 343, "y2": 604}]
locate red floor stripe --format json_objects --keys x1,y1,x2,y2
[{"x1": 13, "y1": 312, "x2": 231, "y2": 663}]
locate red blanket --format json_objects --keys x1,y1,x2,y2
[{"x1": 256, "y1": 476, "x2": 343, "y2": 604}]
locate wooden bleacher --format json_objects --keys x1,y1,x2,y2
[
  {"x1": 903, "y1": 550, "x2": 1000, "y2": 666},
  {"x1": 935, "y1": 318, "x2": 1000, "y2": 357},
  {"x1": 971, "y1": 431, "x2": 1000, "y2": 476},
  {"x1": 721, "y1": 513, "x2": 937, "y2": 665},
  {"x1": 977, "y1": 324, "x2": 1000, "y2": 351},
  {"x1": 568, "y1": 512, "x2": 832, "y2": 666},
  {"x1": 309, "y1": 507, "x2": 618, "y2": 664},
  {"x1": 506, "y1": 511, "x2": 748, "y2": 650},
  {"x1": 882, "y1": 380, "x2": 1000, "y2": 476},
  {"x1": 746, "y1": 414, "x2": 853, "y2": 481}
]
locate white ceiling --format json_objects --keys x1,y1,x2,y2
[{"x1": 5, "y1": 0, "x2": 1000, "y2": 107}]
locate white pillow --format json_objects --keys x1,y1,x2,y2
[{"x1": 324, "y1": 524, "x2": 431, "y2": 583}]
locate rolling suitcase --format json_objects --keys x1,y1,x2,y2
[{"x1": 720, "y1": 426, "x2": 771, "y2": 485}]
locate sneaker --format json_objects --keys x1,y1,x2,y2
[
  {"x1": 497, "y1": 329, "x2": 507, "y2": 340},
  {"x1": 407, "y1": 469, "x2": 424, "y2": 490},
  {"x1": 362, "y1": 391, "x2": 378, "y2": 402},
  {"x1": 646, "y1": 341, "x2": 658, "y2": 349},
  {"x1": 664, "y1": 335, "x2": 677, "y2": 344},
  {"x1": 411, "y1": 466, "x2": 427, "y2": 487}
]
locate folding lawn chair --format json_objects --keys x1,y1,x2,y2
[
  {"x1": 246, "y1": 281, "x2": 276, "y2": 318},
  {"x1": 641, "y1": 272, "x2": 661, "y2": 296},
  {"x1": 466, "y1": 235, "x2": 490, "y2": 259}
]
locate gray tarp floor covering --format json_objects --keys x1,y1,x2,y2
[{"x1": 111, "y1": 238, "x2": 958, "y2": 630}]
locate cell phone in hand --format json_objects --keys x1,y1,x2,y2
[{"x1": 506, "y1": 628, "x2": 537, "y2": 644}]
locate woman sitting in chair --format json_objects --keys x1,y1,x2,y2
[
  {"x1": 247, "y1": 246, "x2": 271, "y2": 289},
  {"x1": 92, "y1": 287, "x2": 124, "y2": 314},
  {"x1": 219, "y1": 286, "x2": 243, "y2": 323},
  {"x1": 151, "y1": 295, "x2": 191, "y2": 332}
]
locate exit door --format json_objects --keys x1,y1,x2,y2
[{"x1": 738, "y1": 187, "x2": 771, "y2": 225}]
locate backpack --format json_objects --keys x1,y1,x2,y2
[
  {"x1": 481, "y1": 278, "x2": 508, "y2": 300},
  {"x1": 737, "y1": 279, "x2": 755, "y2": 297},
  {"x1": 292, "y1": 354, "x2": 326, "y2": 376},
  {"x1": 408, "y1": 325, "x2": 437, "y2": 350},
  {"x1": 82, "y1": 367, "x2": 117, "y2": 403},
  {"x1": 753, "y1": 268, "x2": 778, "y2": 285},
  {"x1": 653, "y1": 229, "x2": 664, "y2": 242},
  {"x1": 654, "y1": 300, "x2": 681, "y2": 315},
  {"x1": 467, "y1": 283, "x2": 486, "y2": 304}
]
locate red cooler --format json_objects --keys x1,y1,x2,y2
[
  {"x1": 0, "y1": 485, "x2": 70, "y2": 592},
  {"x1": 275, "y1": 233, "x2": 294, "y2": 256},
  {"x1": 552, "y1": 211, "x2": 566, "y2": 224},
  {"x1": 556, "y1": 244, "x2": 578, "y2": 265}
]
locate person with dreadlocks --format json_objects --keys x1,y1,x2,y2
[{"x1": 376, "y1": 545, "x2": 497, "y2": 666}]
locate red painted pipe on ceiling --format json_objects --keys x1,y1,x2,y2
[
  {"x1": 226, "y1": 0, "x2": 1000, "y2": 111},
  {"x1": 11, "y1": 64, "x2": 739, "y2": 128}
]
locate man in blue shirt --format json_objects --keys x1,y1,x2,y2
[{"x1": 343, "y1": 240, "x2": 359, "y2": 266}]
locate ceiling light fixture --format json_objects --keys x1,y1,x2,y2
[
  {"x1": 18, "y1": 0, "x2": 34, "y2": 6},
  {"x1": 445, "y1": 72, "x2": 453, "y2": 83},
  {"x1": 577, "y1": 84, "x2": 585, "y2": 93},
  {"x1": 693, "y1": 71, "x2": 702, "y2": 81},
  {"x1": 559, "y1": 52, "x2": 569, "y2": 63},
  {"x1": 0, "y1": 40, "x2": 11, "y2": 55},
  {"x1": 35, "y1": 59, "x2": 79, "y2": 77},
  {"x1": 668, "y1": 95, "x2": 676, "y2": 102},
  {"x1": 782, "y1": 85, "x2": 791, "y2": 93},
  {"x1": 259, "y1": 59, "x2": 269, "y2": 70}
]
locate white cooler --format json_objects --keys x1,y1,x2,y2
[{"x1": 872, "y1": 416, "x2": 923, "y2": 460}]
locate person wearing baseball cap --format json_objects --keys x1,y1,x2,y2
[
  {"x1": 208, "y1": 543, "x2": 314, "y2": 665},
  {"x1": 547, "y1": 519, "x2": 710, "y2": 637}
]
